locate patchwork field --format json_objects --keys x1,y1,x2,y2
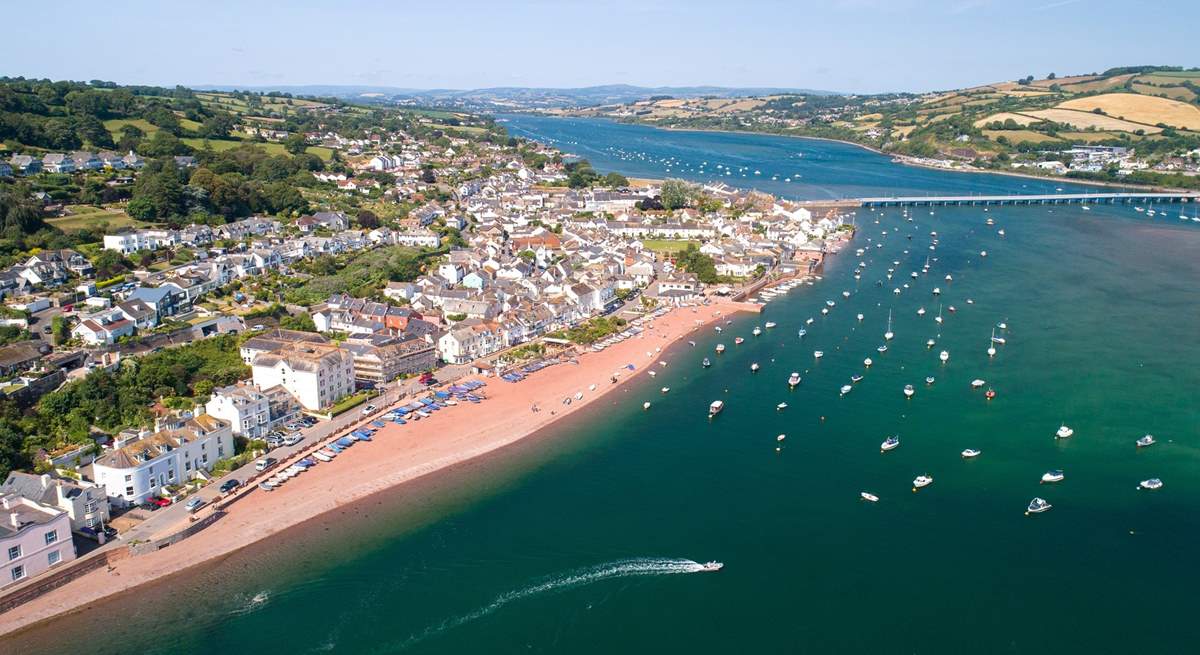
[
  {"x1": 973, "y1": 112, "x2": 1044, "y2": 127},
  {"x1": 1059, "y1": 74, "x2": 1138, "y2": 93},
  {"x1": 982, "y1": 129, "x2": 1059, "y2": 143},
  {"x1": 1056, "y1": 93, "x2": 1200, "y2": 130},
  {"x1": 1024, "y1": 108, "x2": 1163, "y2": 133},
  {"x1": 48, "y1": 206, "x2": 145, "y2": 232},
  {"x1": 180, "y1": 138, "x2": 334, "y2": 161},
  {"x1": 1129, "y1": 83, "x2": 1198, "y2": 102}
]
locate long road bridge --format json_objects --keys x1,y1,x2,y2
[{"x1": 858, "y1": 192, "x2": 1200, "y2": 208}]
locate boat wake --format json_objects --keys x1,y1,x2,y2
[
  {"x1": 228, "y1": 589, "x2": 270, "y2": 616},
  {"x1": 390, "y1": 558, "x2": 712, "y2": 650}
]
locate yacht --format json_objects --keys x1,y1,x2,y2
[
  {"x1": 1055, "y1": 425, "x2": 1074, "y2": 439},
  {"x1": 715, "y1": 344, "x2": 726, "y2": 354},
  {"x1": 880, "y1": 435, "x2": 900, "y2": 451},
  {"x1": 1041, "y1": 469, "x2": 1065, "y2": 483},
  {"x1": 750, "y1": 363, "x2": 760, "y2": 372},
  {"x1": 1139, "y1": 478, "x2": 1163, "y2": 490},
  {"x1": 1027, "y1": 497, "x2": 1052, "y2": 514},
  {"x1": 765, "y1": 321, "x2": 777, "y2": 329},
  {"x1": 702, "y1": 357, "x2": 711, "y2": 368},
  {"x1": 917, "y1": 307, "x2": 926, "y2": 316},
  {"x1": 752, "y1": 326, "x2": 762, "y2": 336},
  {"x1": 1136, "y1": 434, "x2": 1156, "y2": 448},
  {"x1": 860, "y1": 492, "x2": 880, "y2": 503},
  {"x1": 913, "y1": 475, "x2": 934, "y2": 489},
  {"x1": 971, "y1": 379, "x2": 986, "y2": 388},
  {"x1": 840, "y1": 384, "x2": 853, "y2": 396},
  {"x1": 925, "y1": 376, "x2": 935, "y2": 385},
  {"x1": 788, "y1": 372, "x2": 802, "y2": 387},
  {"x1": 939, "y1": 350, "x2": 950, "y2": 363},
  {"x1": 961, "y1": 448, "x2": 981, "y2": 458},
  {"x1": 814, "y1": 351, "x2": 824, "y2": 359},
  {"x1": 708, "y1": 400, "x2": 724, "y2": 417},
  {"x1": 903, "y1": 384, "x2": 915, "y2": 398},
  {"x1": 988, "y1": 330, "x2": 997, "y2": 357}
]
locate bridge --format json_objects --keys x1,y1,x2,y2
[{"x1": 858, "y1": 192, "x2": 1200, "y2": 208}]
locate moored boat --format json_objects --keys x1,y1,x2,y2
[
  {"x1": 1026, "y1": 497, "x2": 1052, "y2": 514},
  {"x1": 913, "y1": 475, "x2": 933, "y2": 489},
  {"x1": 1139, "y1": 478, "x2": 1163, "y2": 490},
  {"x1": 1041, "y1": 469, "x2": 1064, "y2": 483},
  {"x1": 861, "y1": 492, "x2": 879, "y2": 502},
  {"x1": 1136, "y1": 434, "x2": 1156, "y2": 448},
  {"x1": 961, "y1": 448, "x2": 981, "y2": 458},
  {"x1": 880, "y1": 435, "x2": 900, "y2": 451},
  {"x1": 709, "y1": 400, "x2": 724, "y2": 417},
  {"x1": 1056, "y1": 425, "x2": 1074, "y2": 439}
]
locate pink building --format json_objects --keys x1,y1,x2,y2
[{"x1": 1, "y1": 493, "x2": 77, "y2": 587}]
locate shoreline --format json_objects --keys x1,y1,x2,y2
[
  {"x1": 532, "y1": 112, "x2": 1182, "y2": 194},
  {"x1": 0, "y1": 300, "x2": 761, "y2": 638}
]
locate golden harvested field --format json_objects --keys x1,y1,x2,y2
[
  {"x1": 1059, "y1": 74, "x2": 1137, "y2": 93},
  {"x1": 891, "y1": 125, "x2": 918, "y2": 138},
  {"x1": 982, "y1": 130, "x2": 1059, "y2": 143},
  {"x1": 1030, "y1": 74, "x2": 1098, "y2": 88},
  {"x1": 713, "y1": 98, "x2": 766, "y2": 114},
  {"x1": 1129, "y1": 83, "x2": 1197, "y2": 102},
  {"x1": 1135, "y1": 72, "x2": 1200, "y2": 83},
  {"x1": 973, "y1": 112, "x2": 1044, "y2": 128},
  {"x1": 1057, "y1": 93, "x2": 1200, "y2": 130},
  {"x1": 1024, "y1": 108, "x2": 1162, "y2": 133},
  {"x1": 1059, "y1": 131, "x2": 1130, "y2": 143}
]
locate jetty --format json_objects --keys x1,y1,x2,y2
[{"x1": 858, "y1": 192, "x2": 1200, "y2": 208}]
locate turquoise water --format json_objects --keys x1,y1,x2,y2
[{"x1": 13, "y1": 119, "x2": 1200, "y2": 654}]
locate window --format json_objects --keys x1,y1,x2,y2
[
  {"x1": 124, "y1": 474, "x2": 132, "y2": 482},
  {"x1": 125, "y1": 486, "x2": 133, "y2": 496},
  {"x1": 44, "y1": 530, "x2": 58, "y2": 545},
  {"x1": 7, "y1": 546, "x2": 19, "y2": 561},
  {"x1": 85, "y1": 500, "x2": 98, "y2": 513},
  {"x1": 85, "y1": 517, "x2": 96, "y2": 528},
  {"x1": 47, "y1": 550, "x2": 60, "y2": 566},
  {"x1": 10, "y1": 565, "x2": 24, "y2": 582}
]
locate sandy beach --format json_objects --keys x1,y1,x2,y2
[{"x1": 0, "y1": 301, "x2": 758, "y2": 637}]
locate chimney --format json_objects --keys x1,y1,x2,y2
[
  {"x1": 8, "y1": 512, "x2": 19, "y2": 529},
  {"x1": 40, "y1": 474, "x2": 51, "y2": 490}
]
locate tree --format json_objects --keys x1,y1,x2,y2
[
  {"x1": 602, "y1": 172, "x2": 629, "y2": 187},
  {"x1": 661, "y1": 178, "x2": 696, "y2": 210},
  {"x1": 420, "y1": 166, "x2": 437, "y2": 184},
  {"x1": 50, "y1": 315, "x2": 70, "y2": 345},
  {"x1": 283, "y1": 133, "x2": 308, "y2": 155},
  {"x1": 356, "y1": 210, "x2": 380, "y2": 229}
]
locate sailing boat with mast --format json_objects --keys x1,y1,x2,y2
[
  {"x1": 987, "y1": 329, "x2": 997, "y2": 358},
  {"x1": 884, "y1": 310, "x2": 894, "y2": 341}
]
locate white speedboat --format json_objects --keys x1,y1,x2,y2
[
  {"x1": 1056, "y1": 425, "x2": 1074, "y2": 439},
  {"x1": 877, "y1": 344, "x2": 888, "y2": 353},
  {"x1": 777, "y1": 434, "x2": 786, "y2": 442},
  {"x1": 857, "y1": 313, "x2": 864, "y2": 322},
  {"x1": 765, "y1": 321, "x2": 777, "y2": 329},
  {"x1": 700, "y1": 561, "x2": 724, "y2": 572},
  {"x1": 1136, "y1": 434, "x2": 1156, "y2": 448},
  {"x1": 961, "y1": 448, "x2": 981, "y2": 458},
  {"x1": 648, "y1": 370, "x2": 656, "y2": 377},
  {"x1": 715, "y1": 326, "x2": 723, "y2": 332},
  {"x1": 913, "y1": 475, "x2": 933, "y2": 489},
  {"x1": 702, "y1": 358, "x2": 711, "y2": 368},
  {"x1": 860, "y1": 492, "x2": 879, "y2": 503},
  {"x1": 1041, "y1": 469, "x2": 1064, "y2": 483},
  {"x1": 842, "y1": 291, "x2": 851, "y2": 298},
  {"x1": 840, "y1": 384, "x2": 853, "y2": 396},
  {"x1": 980, "y1": 251, "x2": 988, "y2": 257},
  {"x1": 735, "y1": 337, "x2": 745, "y2": 345},
  {"x1": 880, "y1": 435, "x2": 900, "y2": 451},
  {"x1": 917, "y1": 307, "x2": 926, "y2": 316},
  {"x1": 814, "y1": 351, "x2": 824, "y2": 359},
  {"x1": 939, "y1": 350, "x2": 950, "y2": 363},
  {"x1": 925, "y1": 376, "x2": 935, "y2": 385},
  {"x1": 971, "y1": 379, "x2": 986, "y2": 388},
  {"x1": 806, "y1": 318, "x2": 814, "y2": 325},
  {"x1": 903, "y1": 384, "x2": 915, "y2": 398},
  {"x1": 851, "y1": 374, "x2": 864, "y2": 383},
  {"x1": 864, "y1": 357, "x2": 873, "y2": 367},
  {"x1": 750, "y1": 363, "x2": 760, "y2": 372},
  {"x1": 661, "y1": 387, "x2": 670, "y2": 394},
  {"x1": 776, "y1": 402, "x2": 788, "y2": 411},
  {"x1": 1139, "y1": 478, "x2": 1163, "y2": 490},
  {"x1": 643, "y1": 401, "x2": 651, "y2": 410},
  {"x1": 1027, "y1": 497, "x2": 1052, "y2": 514},
  {"x1": 715, "y1": 344, "x2": 726, "y2": 354},
  {"x1": 926, "y1": 339, "x2": 936, "y2": 348},
  {"x1": 798, "y1": 329, "x2": 807, "y2": 338},
  {"x1": 945, "y1": 274, "x2": 953, "y2": 282},
  {"x1": 752, "y1": 327, "x2": 762, "y2": 336},
  {"x1": 821, "y1": 307, "x2": 829, "y2": 315},
  {"x1": 788, "y1": 372, "x2": 801, "y2": 387},
  {"x1": 709, "y1": 400, "x2": 724, "y2": 417}
]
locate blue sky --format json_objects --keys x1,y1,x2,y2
[{"x1": 4, "y1": 0, "x2": 1197, "y2": 93}]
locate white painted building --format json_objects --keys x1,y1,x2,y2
[
  {"x1": 251, "y1": 343, "x2": 355, "y2": 411},
  {"x1": 92, "y1": 415, "x2": 233, "y2": 507},
  {"x1": 205, "y1": 385, "x2": 271, "y2": 438}
]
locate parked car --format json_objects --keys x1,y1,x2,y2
[
  {"x1": 219, "y1": 479, "x2": 241, "y2": 494},
  {"x1": 150, "y1": 497, "x2": 171, "y2": 507},
  {"x1": 255, "y1": 457, "x2": 278, "y2": 472},
  {"x1": 361, "y1": 404, "x2": 377, "y2": 415},
  {"x1": 184, "y1": 497, "x2": 205, "y2": 512},
  {"x1": 282, "y1": 433, "x2": 303, "y2": 446}
]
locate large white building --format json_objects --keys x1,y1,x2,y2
[
  {"x1": 92, "y1": 415, "x2": 233, "y2": 507},
  {"x1": 205, "y1": 385, "x2": 271, "y2": 438},
  {"x1": 1, "y1": 472, "x2": 110, "y2": 535},
  {"x1": 1, "y1": 494, "x2": 77, "y2": 587},
  {"x1": 102, "y1": 229, "x2": 178, "y2": 254},
  {"x1": 251, "y1": 343, "x2": 355, "y2": 411}
]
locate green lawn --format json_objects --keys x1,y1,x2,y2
[
  {"x1": 103, "y1": 118, "x2": 159, "y2": 137},
  {"x1": 181, "y1": 138, "x2": 333, "y2": 161},
  {"x1": 48, "y1": 206, "x2": 147, "y2": 232},
  {"x1": 642, "y1": 239, "x2": 699, "y2": 253}
]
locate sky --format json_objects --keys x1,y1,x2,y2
[{"x1": 4, "y1": 0, "x2": 1198, "y2": 94}]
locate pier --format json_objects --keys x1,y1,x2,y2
[{"x1": 858, "y1": 192, "x2": 1200, "y2": 208}]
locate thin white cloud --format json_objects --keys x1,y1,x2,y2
[{"x1": 1033, "y1": 0, "x2": 1082, "y2": 10}]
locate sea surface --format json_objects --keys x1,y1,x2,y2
[{"x1": 14, "y1": 118, "x2": 1200, "y2": 654}]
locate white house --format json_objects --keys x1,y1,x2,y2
[
  {"x1": 251, "y1": 343, "x2": 354, "y2": 411},
  {"x1": 92, "y1": 415, "x2": 234, "y2": 507},
  {"x1": 0, "y1": 494, "x2": 77, "y2": 587},
  {"x1": 205, "y1": 385, "x2": 271, "y2": 439}
]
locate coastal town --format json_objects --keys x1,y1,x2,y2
[{"x1": 0, "y1": 80, "x2": 854, "y2": 614}]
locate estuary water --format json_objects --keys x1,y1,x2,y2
[{"x1": 13, "y1": 118, "x2": 1200, "y2": 655}]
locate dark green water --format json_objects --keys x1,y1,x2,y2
[{"x1": 14, "y1": 121, "x2": 1200, "y2": 654}]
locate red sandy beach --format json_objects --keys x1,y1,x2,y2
[{"x1": 0, "y1": 301, "x2": 758, "y2": 637}]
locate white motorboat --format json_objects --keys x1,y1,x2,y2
[
  {"x1": 926, "y1": 338, "x2": 936, "y2": 348},
  {"x1": 913, "y1": 475, "x2": 933, "y2": 489},
  {"x1": 1139, "y1": 478, "x2": 1163, "y2": 490},
  {"x1": 932, "y1": 287, "x2": 941, "y2": 295},
  {"x1": 825, "y1": 300, "x2": 836, "y2": 308},
  {"x1": 750, "y1": 363, "x2": 760, "y2": 372},
  {"x1": 917, "y1": 307, "x2": 926, "y2": 316},
  {"x1": 840, "y1": 384, "x2": 853, "y2": 396},
  {"x1": 715, "y1": 326, "x2": 723, "y2": 332},
  {"x1": 998, "y1": 322, "x2": 1008, "y2": 330},
  {"x1": 864, "y1": 358, "x2": 873, "y2": 367},
  {"x1": 648, "y1": 370, "x2": 656, "y2": 377},
  {"x1": 860, "y1": 492, "x2": 880, "y2": 503},
  {"x1": 945, "y1": 274, "x2": 953, "y2": 282},
  {"x1": 765, "y1": 322, "x2": 777, "y2": 329},
  {"x1": 842, "y1": 291, "x2": 851, "y2": 298},
  {"x1": 709, "y1": 400, "x2": 724, "y2": 417},
  {"x1": 788, "y1": 372, "x2": 801, "y2": 387},
  {"x1": 1027, "y1": 497, "x2": 1052, "y2": 514},
  {"x1": 777, "y1": 434, "x2": 786, "y2": 442},
  {"x1": 643, "y1": 401, "x2": 651, "y2": 410},
  {"x1": 821, "y1": 308, "x2": 829, "y2": 315},
  {"x1": 877, "y1": 344, "x2": 888, "y2": 353},
  {"x1": 961, "y1": 448, "x2": 981, "y2": 458},
  {"x1": 814, "y1": 351, "x2": 824, "y2": 359},
  {"x1": 925, "y1": 376, "x2": 935, "y2": 385},
  {"x1": 857, "y1": 313, "x2": 864, "y2": 322},
  {"x1": 980, "y1": 251, "x2": 988, "y2": 257},
  {"x1": 939, "y1": 350, "x2": 950, "y2": 363},
  {"x1": 702, "y1": 358, "x2": 711, "y2": 368},
  {"x1": 903, "y1": 384, "x2": 915, "y2": 398},
  {"x1": 1136, "y1": 434, "x2": 1156, "y2": 448},
  {"x1": 715, "y1": 344, "x2": 726, "y2": 354},
  {"x1": 661, "y1": 387, "x2": 670, "y2": 394},
  {"x1": 735, "y1": 337, "x2": 745, "y2": 345},
  {"x1": 851, "y1": 374, "x2": 864, "y2": 383},
  {"x1": 806, "y1": 318, "x2": 814, "y2": 325},
  {"x1": 1056, "y1": 425, "x2": 1074, "y2": 439},
  {"x1": 971, "y1": 379, "x2": 986, "y2": 388},
  {"x1": 700, "y1": 561, "x2": 724, "y2": 572},
  {"x1": 880, "y1": 435, "x2": 900, "y2": 451},
  {"x1": 776, "y1": 402, "x2": 788, "y2": 411},
  {"x1": 798, "y1": 329, "x2": 807, "y2": 338},
  {"x1": 752, "y1": 327, "x2": 762, "y2": 336},
  {"x1": 1041, "y1": 469, "x2": 1064, "y2": 483}
]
